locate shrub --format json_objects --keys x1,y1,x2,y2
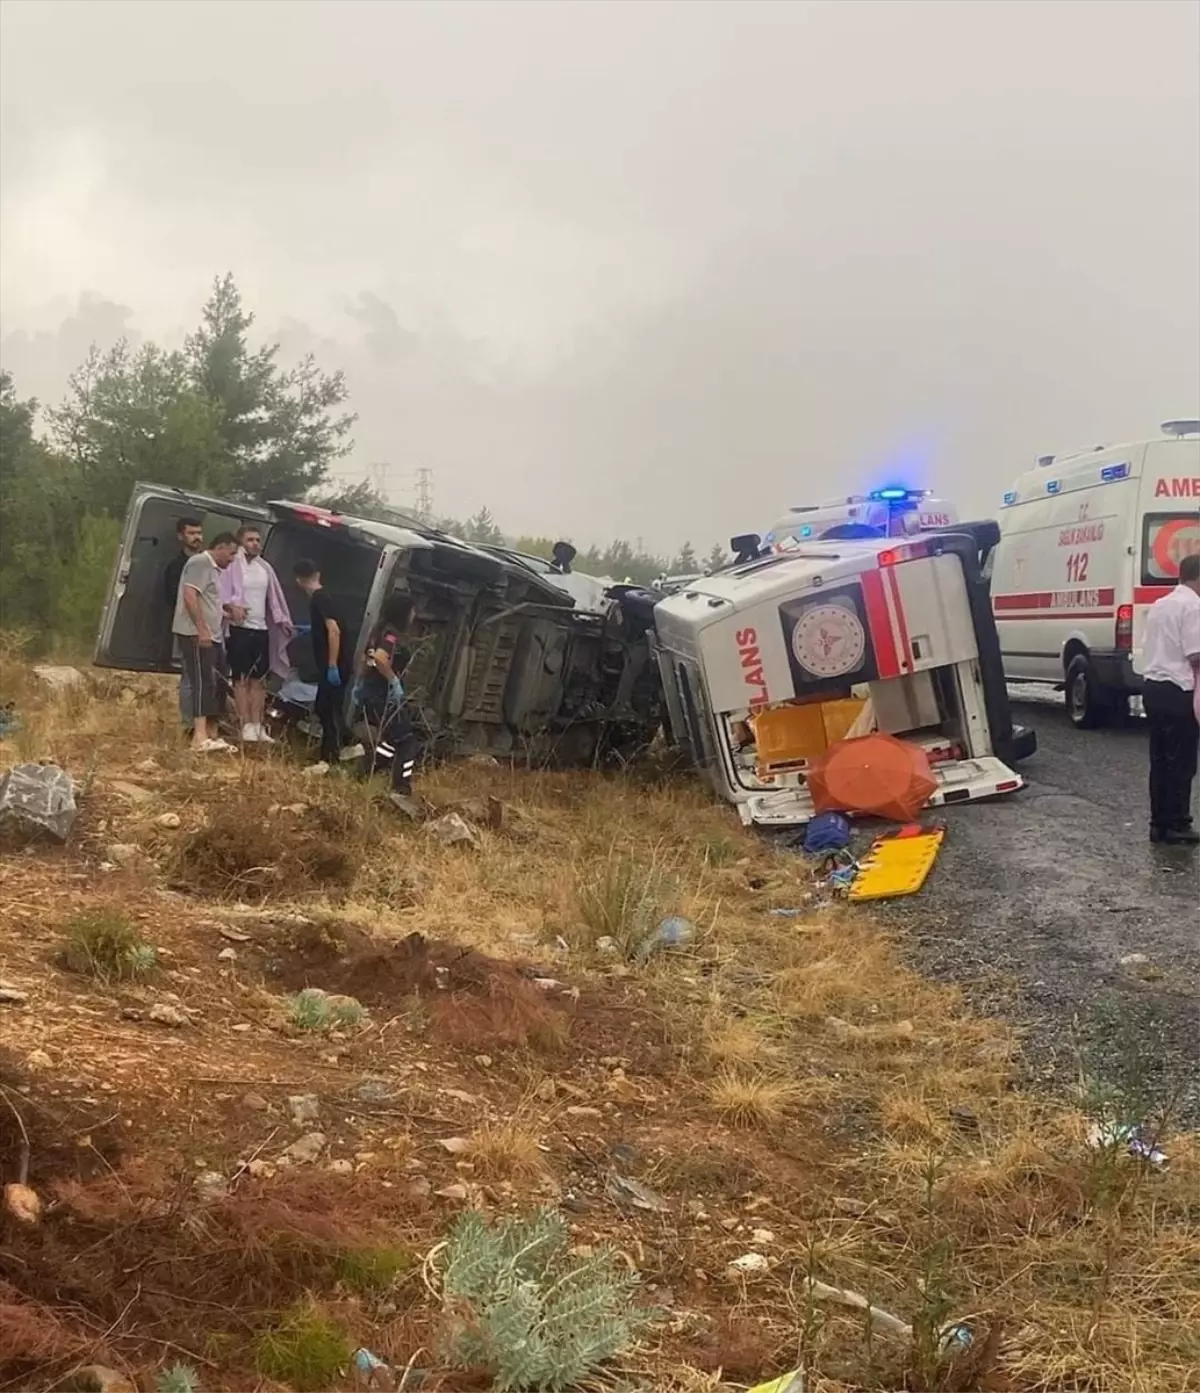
[
  {"x1": 254, "y1": 1301, "x2": 350, "y2": 1392},
  {"x1": 61, "y1": 908, "x2": 157, "y2": 984},
  {"x1": 575, "y1": 849, "x2": 666, "y2": 958},
  {"x1": 440, "y1": 1208, "x2": 649, "y2": 1391}
]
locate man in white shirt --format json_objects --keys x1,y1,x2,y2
[
  {"x1": 1141, "y1": 552, "x2": 1200, "y2": 845},
  {"x1": 222, "y1": 526, "x2": 293, "y2": 743}
]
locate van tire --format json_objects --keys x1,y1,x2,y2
[{"x1": 1065, "y1": 654, "x2": 1107, "y2": 729}]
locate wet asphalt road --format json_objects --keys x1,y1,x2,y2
[{"x1": 881, "y1": 696, "x2": 1200, "y2": 1126}]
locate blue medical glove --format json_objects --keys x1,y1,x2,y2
[
  {"x1": 294, "y1": 622, "x2": 312, "y2": 636},
  {"x1": 326, "y1": 666, "x2": 342, "y2": 687}
]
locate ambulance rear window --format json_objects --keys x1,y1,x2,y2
[{"x1": 1141, "y1": 512, "x2": 1200, "y2": 585}]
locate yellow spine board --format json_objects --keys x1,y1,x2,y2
[{"x1": 847, "y1": 828, "x2": 945, "y2": 902}]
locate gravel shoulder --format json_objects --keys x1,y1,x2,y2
[{"x1": 883, "y1": 696, "x2": 1200, "y2": 1126}]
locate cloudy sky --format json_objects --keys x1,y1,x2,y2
[{"x1": 1, "y1": 0, "x2": 1197, "y2": 553}]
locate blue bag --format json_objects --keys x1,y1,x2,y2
[{"x1": 803, "y1": 811, "x2": 851, "y2": 854}]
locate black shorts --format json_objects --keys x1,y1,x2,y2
[
  {"x1": 227, "y1": 627, "x2": 270, "y2": 680},
  {"x1": 176, "y1": 636, "x2": 228, "y2": 719}
]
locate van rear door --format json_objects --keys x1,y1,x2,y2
[{"x1": 94, "y1": 483, "x2": 271, "y2": 672}]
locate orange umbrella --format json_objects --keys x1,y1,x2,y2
[{"x1": 808, "y1": 732, "x2": 937, "y2": 822}]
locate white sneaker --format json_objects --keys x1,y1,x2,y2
[
  {"x1": 241, "y1": 723, "x2": 259, "y2": 743},
  {"x1": 196, "y1": 737, "x2": 235, "y2": 754},
  {"x1": 256, "y1": 727, "x2": 276, "y2": 745}
]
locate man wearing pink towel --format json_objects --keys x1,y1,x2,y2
[{"x1": 220, "y1": 525, "x2": 295, "y2": 743}]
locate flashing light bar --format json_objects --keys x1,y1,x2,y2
[{"x1": 1101, "y1": 462, "x2": 1131, "y2": 482}]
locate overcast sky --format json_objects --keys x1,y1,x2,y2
[{"x1": 1, "y1": 0, "x2": 1197, "y2": 553}]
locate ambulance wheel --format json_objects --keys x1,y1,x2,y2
[{"x1": 1065, "y1": 654, "x2": 1107, "y2": 729}]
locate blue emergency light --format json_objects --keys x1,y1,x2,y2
[
  {"x1": 1101, "y1": 462, "x2": 1131, "y2": 482},
  {"x1": 799, "y1": 524, "x2": 813, "y2": 537},
  {"x1": 871, "y1": 487, "x2": 912, "y2": 502},
  {"x1": 1046, "y1": 480, "x2": 1061, "y2": 494},
  {"x1": 1003, "y1": 491, "x2": 1017, "y2": 505}
]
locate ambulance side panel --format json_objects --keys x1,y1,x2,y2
[
  {"x1": 1133, "y1": 440, "x2": 1200, "y2": 661},
  {"x1": 992, "y1": 465, "x2": 1138, "y2": 684}
]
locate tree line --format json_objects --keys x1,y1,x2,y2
[{"x1": 0, "y1": 275, "x2": 726, "y2": 648}]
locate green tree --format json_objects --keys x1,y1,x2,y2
[
  {"x1": 673, "y1": 541, "x2": 699, "y2": 574},
  {"x1": 463, "y1": 507, "x2": 503, "y2": 545},
  {"x1": 51, "y1": 513, "x2": 123, "y2": 646},
  {"x1": 50, "y1": 341, "x2": 229, "y2": 518},
  {"x1": 185, "y1": 273, "x2": 356, "y2": 501},
  {"x1": 704, "y1": 542, "x2": 727, "y2": 573},
  {"x1": 0, "y1": 371, "x2": 77, "y2": 631}
]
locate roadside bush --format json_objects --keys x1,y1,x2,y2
[
  {"x1": 61, "y1": 908, "x2": 157, "y2": 984},
  {"x1": 439, "y1": 1207, "x2": 648, "y2": 1391}
]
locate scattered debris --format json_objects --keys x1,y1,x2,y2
[
  {"x1": 605, "y1": 1173, "x2": 670, "y2": 1213},
  {"x1": 217, "y1": 946, "x2": 238, "y2": 962},
  {"x1": 0, "y1": 761, "x2": 78, "y2": 843},
  {"x1": 156, "y1": 811, "x2": 182, "y2": 829},
  {"x1": 802, "y1": 810, "x2": 852, "y2": 853},
  {"x1": 0, "y1": 982, "x2": 28, "y2": 1005},
  {"x1": 352, "y1": 1347, "x2": 394, "y2": 1389},
  {"x1": 438, "y1": 1136, "x2": 471, "y2": 1154},
  {"x1": 148, "y1": 1002, "x2": 191, "y2": 1028},
  {"x1": 801, "y1": 1278, "x2": 912, "y2": 1338},
  {"x1": 219, "y1": 925, "x2": 252, "y2": 943},
  {"x1": 637, "y1": 914, "x2": 695, "y2": 962},
  {"x1": 1088, "y1": 1120, "x2": 1169, "y2": 1167},
  {"x1": 426, "y1": 811, "x2": 480, "y2": 848},
  {"x1": 748, "y1": 1369, "x2": 806, "y2": 1393}
]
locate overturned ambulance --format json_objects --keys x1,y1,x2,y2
[{"x1": 652, "y1": 522, "x2": 1035, "y2": 827}]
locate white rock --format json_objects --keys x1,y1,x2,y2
[
  {"x1": 148, "y1": 1002, "x2": 191, "y2": 1028},
  {"x1": 751, "y1": 1228, "x2": 776, "y2": 1244},
  {"x1": 217, "y1": 947, "x2": 238, "y2": 962},
  {"x1": 283, "y1": 1131, "x2": 327, "y2": 1165},
  {"x1": 288, "y1": 1094, "x2": 321, "y2": 1125},
  {"x1": 155, "y1": 812, "x2": 182, "y2": 829},
  {"x1": 194, "y1": 1170, "x2": 229, "y2": 1204},
  {"x1": 727, "y1": 1252, "x2": 770, "y2": 1275}
]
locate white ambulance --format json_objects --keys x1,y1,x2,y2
[
  {"x1": 652, "y1": 522, "x2": 1034, "y2": 828},
  {"x1": 990, "y1": 421, "x2": 1200, "y2": 728},
  {"x1": 765, "y1": 488, "x2": 958, "y2": 551}
]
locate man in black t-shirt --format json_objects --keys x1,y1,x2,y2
[{"x1": 293, "y1": 558, "x2": 351, "y2": 764}]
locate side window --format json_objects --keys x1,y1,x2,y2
[{"x1": 1141, "y1": 513, "x2": 1200, "y2": 585}]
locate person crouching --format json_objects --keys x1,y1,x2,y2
[{"x1": 355, "y1": 594, "x2": 421, "y2": 813}]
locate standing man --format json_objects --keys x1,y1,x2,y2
[
  {"x1": 293, "y1": 559, "x2": 351, "y2": 765},
  {"x1": 164, "y1": 516, "x2": 204, "y2": 733},
  {"x1": 1142, "y1": 552, "x2": 1200, "y2": 845},
  {"x1": 221, "y1": 525, "x2": 294, "y2": 743},
  {"x1": 173, "y1": 532, "x2": 239, "y2": 753},
  {"x1": 550, "y1": 541, "x2": 577, "y2": 575},
  {"x1": 356, "y1": 594, "x2": 420, "y2": 811}
]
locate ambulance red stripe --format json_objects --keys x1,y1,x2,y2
[
  {"x1": 861, "y1": 569, "x2": 901, "y2": 677},
  {"x1": 993, "y1": 588, "x2": 1115, "y2": 611},
  {"x1": 1133, "y1": 585, "x2": 1173, "y2": 605},
  {"x1": 884, "y1": 563, "x2": 913, "y2": 673}
]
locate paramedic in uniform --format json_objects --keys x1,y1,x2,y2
[{"x1": 1141, "y1": 552, "x2": 1200, "y2": 845}]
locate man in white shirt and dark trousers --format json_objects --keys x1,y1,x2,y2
[
  {"x1": 1141, "y1": 552, "x2": 1200, "y2": 845},
  {"x1": 222, "y1": 525, "x2": 295, "y2": 743}
]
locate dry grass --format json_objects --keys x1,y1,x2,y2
[
  {"x1": 468, "y1": 1113, "x2": 549, "y2": 1178},
  {"x1": 708, "y1": 1068, "x2": 800, "y2": 1129},
  {"x1": 1, "y1": 655, "x2": 1198, "y2": 1393}
]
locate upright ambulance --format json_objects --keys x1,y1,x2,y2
[
  {"x1": 990, "y1": 421, "x2": 1200, "y2": 727},
  {"x1": 765, "y1": 489, "x2": 958, "y2": 550}
]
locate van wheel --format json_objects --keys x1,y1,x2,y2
[{"x1": 1065, "y1": 654, "x2": 1107, "y2": 729}]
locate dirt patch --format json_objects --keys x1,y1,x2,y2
[
  {"x1": 173, "y1": 806, "x2": 358, "y2": 900},
  {"x1": 0, "y1": 1051, "x2": 125, "y2": 1190}
]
